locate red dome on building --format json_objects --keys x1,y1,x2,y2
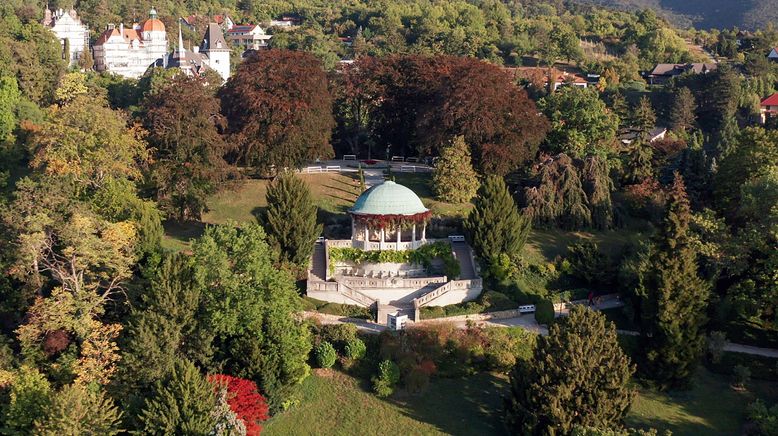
[{"x1": 141, "y1": 8, "x2": 165, "y2": 32}]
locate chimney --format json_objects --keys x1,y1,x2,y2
[
  {"x1": 120, "y1": 23, "x2": 124, "y2": 37},
  {"x1": 193, "y1": 46, "x2": 199, "y2": 53}
]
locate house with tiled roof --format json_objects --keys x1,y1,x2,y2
[
  {"x1": 506, "y1": 66, "x2": 588, "y2": 91},
  {"x1": 161, "y1": 23, "x2": 231, "y2": 82},
  {"x1": 226, "y1": 24, "x2": 273, "y2": 50},
  {"x1": 759, "y1": 92, "x2": 778, "y2": 124},
  {"x1": 647, "y1": 63, "x2": 717, "y2": 85},
  {"x1": 93, "y1": 8, "x2": 168, "y2": 78},
  {"x1": 42, "y1": 8, "x2": 90, "y2": 67}
]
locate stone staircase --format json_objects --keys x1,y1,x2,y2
[
  {"x1": 451, "y1": 241, "x2": 476, "y2": 279},
  {"x1": 310, "y1": 242, "x2": 327, "y2": 281},
  {"x1": 378, "y1": 302, "x2": 416, "y2": 324}
]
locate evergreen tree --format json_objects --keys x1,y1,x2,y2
[
  {"x1": 138, "y1": 359, "x2": 218, "y2": 435},
  {"x1": 464, "y1": 175, "x2": 531, "y2": 265},
  {"x1": 77, "y1": 49, "x2": 93, "y2": 71},
  {"x1": 669, "y1": 87, "x2": 697, "y2": 134},
  {"x1": 630, "y1": 96, "x2": 656, "y2": 132},
  {"x1": 263, "y1": 171, "x2": 322, "y2": 267},
  {"x1": 63, "y1": 38, "x2": 71, "y2": 66},
  {"x1": 432, "y1": 136, "x2": 479, "y2": 203},
  {"x1": 34, "y1": 384, "x2": 122, "y2": 435},
  {"x1": 582, "y1": 156, "x2": 614, "y2": 230},
  {"x1": 634, "y1": 174, "x2": 710, "y2": 389},
  {"x1": 505, "y1": 306, "x2": 635, "y2": 434},
  {"x1": 623, "y1": 141, "x2": 654, "y2": 184},
  {"x1": 610, "y1": 91, "x2": 629, "y2": 126},
  {"x1": 558, "y1": 161, "x2": 592, "y2": 229}
]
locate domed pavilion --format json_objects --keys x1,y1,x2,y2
[{"x1": 349, "y1": 181, "x2": 431, "y2": 251}]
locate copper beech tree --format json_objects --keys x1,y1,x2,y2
[{"x1": 220, "y1": 50, "x2": 335, "y2": 172}]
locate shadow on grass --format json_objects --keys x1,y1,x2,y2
[
  {"x1": 250, "y1": 206, "x2": 267, "y2": 223},
  {"x1": 163, "y1": 219, "x2": 206, "y2": 243},
  {"x1": 387, "y1": 372, "x2": 510, "y2": 436}
]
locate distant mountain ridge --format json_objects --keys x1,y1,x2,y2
[{"x1": 577, "y1": 0, "x2": 778, "y2": 30}]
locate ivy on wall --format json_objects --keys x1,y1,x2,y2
[{"x1": 328, "y1": 241, "x2": 460, "y2": 278}]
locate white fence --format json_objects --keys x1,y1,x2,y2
[{"x1": 303, "y1": 165, "x2": 341, "y2": 173}]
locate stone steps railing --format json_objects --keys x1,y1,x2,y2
[
  {"x1": 411, "y1": 278, "x2": 483, "y2": 308},
  {"x1": 337, "y1": 282, "x2": 377, "y2": 308}
]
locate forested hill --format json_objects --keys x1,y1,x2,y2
[{"x1": 578, "y1": 0, "x2": 778, "y2": 30}]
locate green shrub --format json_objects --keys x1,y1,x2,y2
[
  {"x1": 534, "y1": 299, "x2": 555, "y2": 325},
  {"x1": 329, "y1": 242, "x2": 460, "y2": 278},
  {"x1": 372, "y1": 360, "x2": 400, "y2": 397},
  {"x1": 317, "y1": 303, "x2": 372, "y2": 319},
  {"x1": 565, "y1": 241, "x2": 615, "y2": 287},
  {"x1": 732, "y1": 364, "x2": 751, "y2": 389},
  {"x1": 320, "y1": 323, "x2": 358, "y2": 345},
  {"x1": 315, "y1": 342, "x2": 337, "y2": 368},
  {"x1": 418, "y1": 291, "x2": 518, "y2": 319},
  {"x1": 344, "y1": 338, "x2": 367, "y2": 360},
  {"x1": 747, "y1": 400, "x2": 778, "y2": 435}
]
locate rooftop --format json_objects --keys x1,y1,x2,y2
[{"x1": 350, "y1": 181, "x2": 428, "y2": 217}]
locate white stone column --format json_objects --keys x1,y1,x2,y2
[
  {"x1": 396, "y1": 225, "x2": 401, "y2": 248},
  {"x1": 364, "y1": 225, "x2": 369, "y2": 249},
  {"x1": 379, "y1": 227, "x2": 385, "y2": 250},
  {"x1": 422, "y1": 222, "x2": 427, "y2": 242},
  {"x1": 412, "y1": 224, "x2": 416, "y2": 247},
  {"x1": 351, "y1": 218, "x2": 356, "y2": 246}
]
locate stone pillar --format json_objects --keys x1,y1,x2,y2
[
  {"x1": 351, "y1": 218, "x2": 356, "y2": 246},
  {"x1": 422, "y1": 222, "x2": 426, "y2": 241},
  {"x1": 396, "y1": 225, "x2": 401, "y2": 248},
  {"x1": 379, "y1": 227, "x2": 385, "y2": 250},
  {"x1": 412, "y1": 224, "x2": 416, "y2": 247},
  {"x1": 364, "y1": 225, "x2": 369, "y2": 249}
]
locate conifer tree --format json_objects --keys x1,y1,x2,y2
[
  {"x1": 582, "y1": 156, "x2": 614, "y2": 230},
  {"x1": 138, "y1": 359, "x2": 218, "y2": 435},
  {"x1": 34, "y1": 384, "x2": 122, "y2": 435},
  {"x1": 432, "y1": 136, "x2": 479, "y2": 203},
  {"x1": 559, "y1": 162, "x2": 592, "y2": 229},
  {"x1": 610, "y1": 91, "x2": 629, "y2": 126},
  {"x1": 630, "y1": 96, "x2": 656, "y2": 132},
  {"x1": 263, "y1": 171, "x2": 322, "y2": 267},
  {"x1": 464, "y1": 175, "x2": 531, "y2": 265},
  {"x1": 635, "y1": 174, "x2": 709, "y2": 389},
  {"x1": 63, "y1": 38, "x2": 71, "y2": 65},
  {"x1": 669, "y1": 87, "x2": 697, "y2": 134},
  {"x1": 505, "y1": 306, "x2": 635, "y2": 434},
  {"x1": 623, "y1": 141, "x2": 654, "y2": 184}
]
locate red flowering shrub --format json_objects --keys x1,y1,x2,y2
[{"x1": 208, "y1": 375, "x2": 270, "y2": 436}]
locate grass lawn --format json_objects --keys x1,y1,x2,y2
[
  {"x1": 393, "y1": 172, "x2": 473, "y2": 217},
  {"x1": 163, "y1": 173, "x2": 362, "y2": 250},
  {"x1": 264, "y1": 370, "x2": 509, "y2": 436},
  {"x1": 523, "y1": 227, "x2": 648, "y2": 264},
  {"x1": 627, "y1": 368, "x2": 778, "y2": 436}
]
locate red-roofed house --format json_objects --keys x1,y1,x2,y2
[
  {"x1": 760, "y1": 92, "x2": 778, "y2": 123},
  {"x1": 226, "y1": 24, "x2": 272, "y2": 50}
]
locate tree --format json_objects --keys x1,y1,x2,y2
[
  {"x1": 558, "y1": 162, "x2": 592, "y2": 230},
  {"x1": 315, "y1": 341, "x2": 337, "y2": 368},
  {"x1": 505, "y1": 306, "x2": 635, "y2": 434},
  {"x1": 138, "y1": 359, "x2": 218, "y2": 435},
  {"x1": 539, "y1": 87, "x2": 619, "y2": 157},
  {"x1": 633, "y1": 174, "x2": 710, "y2": 388},
  {"x1": 54, "y1": 72, "x2": 88, "y2": 105},
  {"x1": 34, "y1": 384, "x2": 122, "y2": 435},
  {"x1": 623, "y1": 141, "x2": 654, "y2": 185},
  {"x1": 582, "y1": 156, "x2": 614, "y2": 230},
  {"x1": 414, "y1": 56, "x2": 550, "y2": 175},
  {"x1": 0, "y1": 75, "x2": 20, "y2": 143},
  {"x1": 77, "y1": 48, "x2": 93, "y2": 71},
  {"x1": 192, "y1": 223, "x2": 311, "y2": 410},
  {"x1": 263, "y1": 172, "x2": 322, "y2": 267},
  {"x1": 220, "y1": 50, "x2": 335, "y2": 171},
  {"x1": 630, "y1": 96, "x2": 656, "y2": 132},
  {"x1": 207, "y1": 375, "x2": 269, "y2": 436},
  {"x1": 669, "y1": 87, "x2": 697, "y2": 134},
  {"x1": 464, "y1": 175, "x2": 531, "y2": 266},
  {"x1": 432, "y1": 136, "x2": 478, "y2": 203},
  {"x1": 62, "y1": 38, "x2": 71, "y2": 65},
  {"x1": 27, "y1": 95, "x2": 146, "y2": 189},
  {"x1": 2, "y1": 366, "x2": 52, "y2": 435},
  {"x1": 143, "y1": 75, "x2": 232, "y2": 221}
]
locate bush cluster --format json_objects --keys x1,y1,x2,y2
[
  {"x1": 419, "y1": 291, "x2": 518, "y2": 319},
  {"x1": 372, "y1": 360, "x2": 401, "y2": 397},
  {"x1": 315, "y1": 342, "x2": 337, "y2": 368},
  {"x1": 328, "y1": 241, "x2": 460, "y2": 278}
]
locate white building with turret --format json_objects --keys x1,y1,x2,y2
[
  {"x1": 162, "y1": 23, "x2": 231, "y2": 82},
  {"x1": 93, "y1": 9, "x2": 168, "y2": 79},
  {"x1": 42, "y1": 8, "x2": 90, "y2": 67}
]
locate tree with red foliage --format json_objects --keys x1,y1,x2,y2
[
  {"x1": 220, "y1": 50, "x2": 335, "y2": 171},
  {"x1": 415, "y1": 57, "x2": 550, "y2": 175},
  {"x1": 208, "y1": 374, "x2": 270, "y2": 436},
  {"x1": 361, "y1": 55, "x2": 549, "y2": 175}
]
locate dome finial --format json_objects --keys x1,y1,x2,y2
[{"x1": 149, "y1": 7, "x2": 158, "y2": 19}]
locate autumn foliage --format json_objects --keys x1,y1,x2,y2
[
  {"x1": 208, "y1": 374, "x2": 270, "y2": 436},
  {"x1": 220, "y1": 50, "x2": 335, "y2": 171},
  {"x1": 341, "y1": 55, "x2": 549, "y2": 175}
]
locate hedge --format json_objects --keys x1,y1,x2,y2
[{"x1": 328, "y1": 241, "x2": 460, "y2": 278}]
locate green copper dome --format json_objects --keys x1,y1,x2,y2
[{"x1": 350, "y1": 181, "x2": 428, "y2": 216}]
